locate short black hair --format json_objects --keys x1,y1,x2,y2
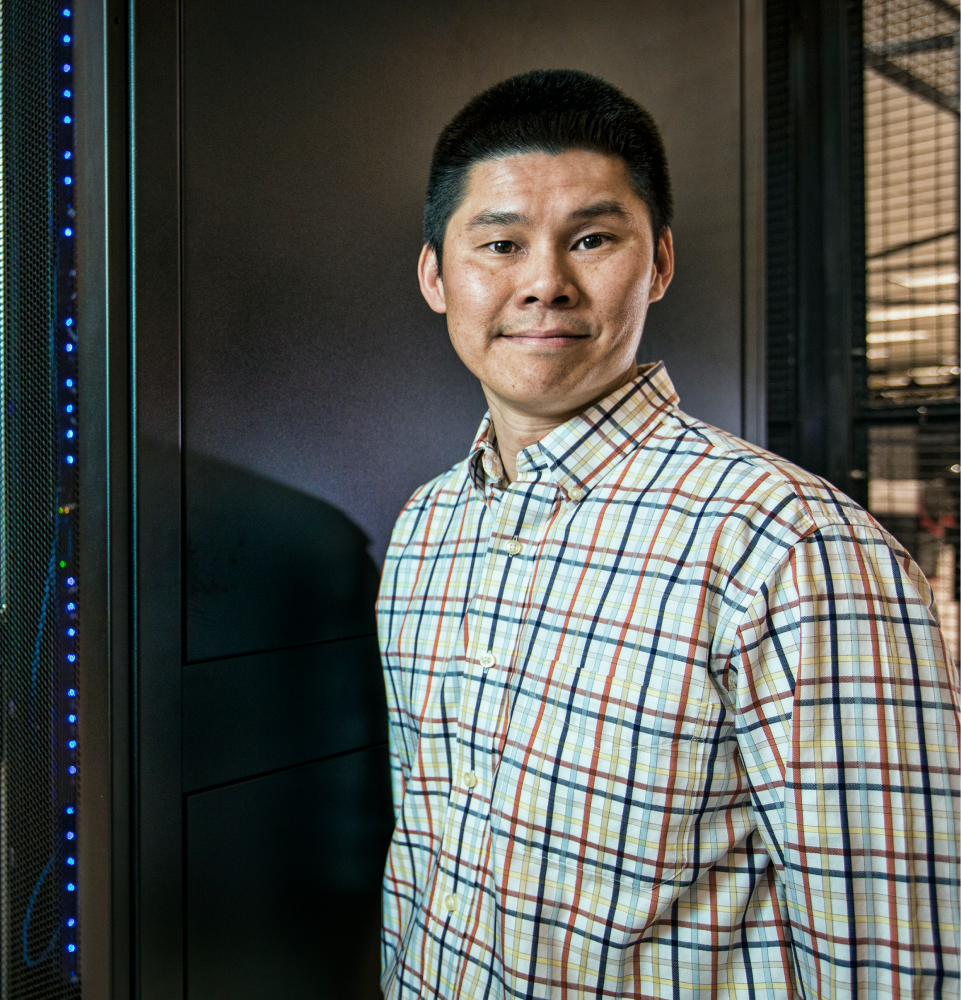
[{"x1": 424, "y1": 69, "x2": 673, "y2": 266}]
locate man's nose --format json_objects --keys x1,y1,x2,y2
[{"x1": 513, "y1": 247, "x2": 579, "y2": 309}]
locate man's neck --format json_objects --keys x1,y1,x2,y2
[{"x1": 486, "y1": 363, "x2": 639, "y2": 483}]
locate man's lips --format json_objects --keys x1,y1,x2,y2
[{"x1": 499, "y1": 328, "x2": 589, "y2": 343}]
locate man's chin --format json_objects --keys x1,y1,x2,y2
[
  {"x1": 483, "y1": 359, "x2": 641, "y2": 422},
  {"x1": 485, "y1": 375, "x2": 608, "y2": 421}
]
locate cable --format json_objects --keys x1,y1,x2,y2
[{"x1": 21, "y1": 853, "x2": 58, "y2": 967}]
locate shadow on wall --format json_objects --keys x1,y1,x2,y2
[
  {"x1": 170, "y1": 449, "x2": 392, "y2": 999},
  {"x1": 186, "y1": 451, "x2": 382, "y2": 662}
]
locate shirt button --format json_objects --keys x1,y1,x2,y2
[
  {"x1": 463, "y1": 771, "x2": 478, "y2": 789},
  {"x1": 479, "y1": 652, "x2": 496, "y2": 670},
  {"x1": 567, "y1": 486, "x2": 585, "y2": 501},
  {"x1": 443, "y1": 893, "x2": 457, "y2": 912},
  {"x1": 506, "y1": 539, "x2": 523, "y2": 555}
]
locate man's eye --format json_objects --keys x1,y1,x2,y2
[
  {"x1": 576, "y1": 234, "x2": 606, "y2": 250},
  {"x1": 490, "y1": 241, "x2": 515, "y2": 254}
]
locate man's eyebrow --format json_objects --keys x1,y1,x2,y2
[
  {"x1": 466, "y1": 210, "x2": 531, "y2": 230},
  {"x1": 569, "y1": 199, "x2": 630, "y2": 221}
]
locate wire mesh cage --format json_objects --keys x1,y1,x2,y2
[
  {"x1": 0, "y1": 1, "x2": 81, "y2": 996},
  {"x1": 862, "y1": 0, "x2": 960, "y2": 658}
]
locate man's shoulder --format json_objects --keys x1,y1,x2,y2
[
  {"x1": 389, "y1": 458, "x2": 475, "y2": 534},
  {"x1": 645, "y1": 408, "x2": 882, "y2": 542}
]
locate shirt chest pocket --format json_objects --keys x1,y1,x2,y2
[{"x1": 494, "y1": 655, "x2": 721, "y2": 891}]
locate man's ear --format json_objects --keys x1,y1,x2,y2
[
  {"x1": 418, "y1": 244, "x2": 447, "y2": 314},
  {"x1": 647, "y1": 227, "x2": 674, "y2": 304}
]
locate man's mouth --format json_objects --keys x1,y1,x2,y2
[{"x1": 499, "y1": 327, "x2": 591, "y2": 345}]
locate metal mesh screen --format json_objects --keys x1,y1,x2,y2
[
  {"x1": 764, "y1": 0, "x2": 798, "y2": 464},
  {"x1": 862, "y1": 0, "x2": 960, "y2": 659},
  {"x1": 0, "y1": 2, "x2": 81, "y2": 996},
  {"x1": 864, "y1": 0, "x2": 960, "y2": 402}
]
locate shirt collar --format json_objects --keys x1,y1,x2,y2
[{"x1": 467, "y1": 361, "x2": 679, "y2": 498}]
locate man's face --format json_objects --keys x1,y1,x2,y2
[{"x1": 418, "y1": 149, "x2": 673, "y2": 422}]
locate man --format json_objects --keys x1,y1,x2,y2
[{"x1": 376, "y1": 69, "x2": 959, "y2": 998}]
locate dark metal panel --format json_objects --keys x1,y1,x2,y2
[
  {"x1": 76, "y1": 0, "x2": 134, "y2": 995},
  {"x1": 82, "y1": 2, "x2": 770, "y2": 993},
  {"x1": 765, "y1": 0, "x2": 866, "y2": 491},
  {"x1": 741, "y1": 0, "x2": 767, "y2": 447},
  {"x1": 185, "y1": 746, "x2": 392, "y2": 1000},
  {"x1": 183, "y1": 635, "x2": 386, "y2": 792},
  {"x1": 130, "y1": 0, "x2": 183, "y2": 994}
]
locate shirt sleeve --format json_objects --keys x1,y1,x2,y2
[{"x1": 731, "y1": 519, "x2": 961, "y2": 998}]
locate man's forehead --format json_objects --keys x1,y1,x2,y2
[{"x1": 456, "y1": 150, "x2": 646, "y2": 226}]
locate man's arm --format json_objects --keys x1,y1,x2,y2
[{"x1": 732, "y1": 522, "x2": 960, "y2": 997}]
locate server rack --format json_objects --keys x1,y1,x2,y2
[{"x1": 1, "y1": 4, "x2": 82, "y2": 995}]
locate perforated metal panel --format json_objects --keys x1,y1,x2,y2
[
  {"x1": 0, "y1": 1, "x2": 81, "y2": 996},
  {"x1": 764, "y1": 0, "x2": 797, "y2": 464}
]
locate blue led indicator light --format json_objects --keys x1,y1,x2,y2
[
  {"x1": 67, "y1": 918, "x2": 76, "y2": 927},
  {"x1": 66, "y1": 883, "x2": 75, "y2": 892},
  {"x1": 67, "y1": 944, "x2": 76, "y2": 953},
  {"x1": 58, "y1": 7, "x2": 80, "y2": 862}
]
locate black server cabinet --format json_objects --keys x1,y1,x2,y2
[
  {"x1": 61, "y1": 0, "x2": 766, "y2": 997},
  {"x1": 1, "y1": 4, "x2": 81, "y2": 996}
]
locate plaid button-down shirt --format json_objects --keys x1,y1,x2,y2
[{"x1": 377, "y1": 362, "x2": 960, "y2": 999}]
